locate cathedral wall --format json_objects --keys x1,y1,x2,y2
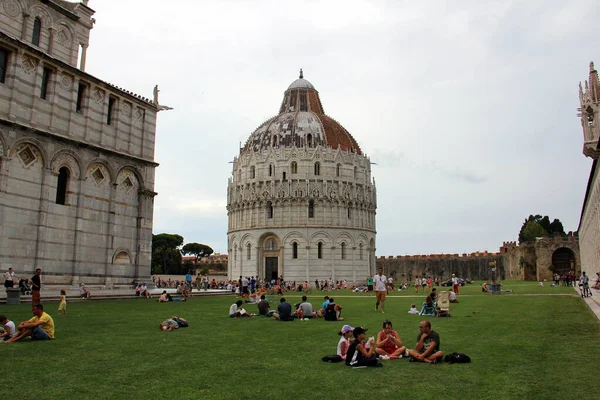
[
  {"x1": 0, "y1": 0, "x2": 94, "y2": 68},
  {"x1": 578, "y1": 163, "x2": 600, "y2": 279},
  {"x1": 228, "y1": 227, "x2": 375, "y2": 285},
  {"x1": 0, "y1": 118, "x2": 154, "y2": 285},
  {"x1": 0, "y1": 36, "x2": 158, "y2": 164}
]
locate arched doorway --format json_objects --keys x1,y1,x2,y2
[
  {"x1": 551, "y1": 248, "x2": 576, "y2": 275},
  {"x1": 260, "y1": 235, "x2": 282, "y2": 281}
]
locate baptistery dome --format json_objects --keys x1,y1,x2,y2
[
  {"x1": 227, "y1": 71, "x2": 377, "y2": 285},
  {"x1": 243, "y1": 69, "x2": 361, "y2": 155}
]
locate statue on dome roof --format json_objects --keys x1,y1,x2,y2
[{"x1": 299, "y1": 68, "x2": 303, "y2": 79}]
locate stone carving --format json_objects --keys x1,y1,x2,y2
[
  {"x1": 93, "y1": 88, "x2": 104, "y2": 104},
  {"x1": 136, "y1": 108, "x2": 144, "y2": 123},
  {"x1": 51, "y1": 152, "x2": 81, "y2": 179},
  {"x1": 15, "y1": 144, "x2": 39, "y2": 168},
  {"x1": 4, "y1": 0, "x2": 20, "y2": 17},
  {"x1": 59, "y1": 74, "x2": 72, "y2": 90},
  {"x1": 21, "y1": 55, "x2": 36, "y2": 74},
  {"x1": 121, "y1": 102, "x2": 132, "y2": 117},
  {"x1": 88, "y1": 164, "x2": 110, "y2": 187},
  {"x1": 56, "y1": 29, "x2": 70, "y2": 45}
]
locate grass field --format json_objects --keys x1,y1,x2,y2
[{"x1": 2, "y1": 281, "x2": 599, "y2": 400}]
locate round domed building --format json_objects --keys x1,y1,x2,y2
[{"x1": 227, "y1": 70, "x2": 377, "y2": 284}]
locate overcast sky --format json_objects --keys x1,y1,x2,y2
[{"x1": 85, "y1": 0, "x2": 599, "y2": 256}]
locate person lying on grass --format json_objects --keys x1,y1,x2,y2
[
  {"x1": 345, "y1": 327, "x2": 381, "y2": 367},
  {"x1": 407, "y1": 320, "x2": 443, "y2": 364},
  {"x1": 375, "y1": 320, "x2": 408, "y2": 359},
  {"x1": 159, "y1": 316, "x2": 188, "y2": 331},
  {"x1": 3, "y1": 303, "x2": 54, "y2": 343}
]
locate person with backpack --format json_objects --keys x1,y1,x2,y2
[
  {"x1": 407, "y1": 320, "x2": 443, "y2": 363},
  {"x1": 324, "y1": 298, "x2": 343, "y2": 321}
]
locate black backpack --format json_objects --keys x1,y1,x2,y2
[
  {"x1": 445, "y1": 352, "x2": 471, "y2": 363},
  {"x1": 321, "y1": 355, "x2": 343, "y2": 363}
]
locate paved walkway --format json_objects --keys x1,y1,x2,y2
[
  {"x1": 579, "y1": 287, "x2": 600, "y2": 321},
  {"x1": 0, "y1": 286, "x2": 232, "y2": 304}
]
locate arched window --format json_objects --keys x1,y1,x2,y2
[
  {"x1": 250, "y1": 166, "x2": 255, "y2": 179},
  {"x1": 56, "y1": 167, "x2": 69, "y2": 205},
  {"x1": 341, "y1": 242, "x2": 346, "y2": 259},
  {"x1": 291, "y1": 161, "x2": 298, "y2": 174},
  {"x1": 348, "y1": 203, "x2": 352, "y2": 219},
  {"x1": 359, "y1": 243, "x2": 364, "y2": 260},
  {"x1": 314, "y1": 162, "x2": 320, "y2": 176},
  {"x1": 306, "y1": 134, "x2": 312, "y2": 147},
  {"x1": 317, "y1": 242, "x2": 323, "y2": 259},
  {"x1": 353, "y1": 166, "x2": 358, "y2": 180},
  {"x1": 292, "y1": 242, "x2": 298, "y2": 259},
  {"x1": 269, "y1": 164, "x2": 273, "y2": 177},
  {"x1": 266, "y1": 201, "x2": 273, "y2": 219},
  {"x1": 272, "y1": 135, "x2": 278, "y2": 147},
  {"x1": 336, "y1": 163, "x2": 341, "y2": 177},
  {"x1": 282, "y1": 171, "x2": 286, "y2": 180},
  {"x1": 247, "y1": 243, "x2": 251, "y2": 260},
  {"x1": 308, "y1": 200, "x2": 314, "y2": 218},
  {"x1": 32, "y1": 17, "x2": 42, "y2": 46},
  {"x1": 265, "y1": 238, "x2": 278, "y2": 250}
]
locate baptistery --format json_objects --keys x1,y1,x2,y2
[{"x1": 227, "y1": 71, "x2": 377, "y2": 284}]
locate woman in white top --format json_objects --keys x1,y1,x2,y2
[{"x1": 337, "y1": 325, "x2": 354, "y2": 359}]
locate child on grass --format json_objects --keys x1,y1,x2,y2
[
  {"x1": 408, "y1": 304, "x2": 419, "y2": 314},
  {"x1": 337, "y1": 325, "x2": 354, "y2": 359},
  {"x1": 58, "y1": 290, "x2": 67, "y2": 315}
]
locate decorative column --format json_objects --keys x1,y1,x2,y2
[
  {"x1": 71, "y1": 174, "x2": 86, "y2": 286},
  {"x1": 136, "y1": 188, "x2": 157, "y2": 282},
  {"x1": 47, "y1": 27, "x2": 55, "y2": 55},
  {"x1": 79, "y1": 44, "x2": 88, "y2": 71},
  {"x1": 21, "y1": 13, "x2": 30, "y2": 41}
]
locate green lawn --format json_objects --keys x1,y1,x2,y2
[{"x1": 2, "y1": 281, "x2": 598, "y2": 400}]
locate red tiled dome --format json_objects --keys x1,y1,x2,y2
[{"x1": 243, "y1": 71, "x2": 362, "y2": 155}]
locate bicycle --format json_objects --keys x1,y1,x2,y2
[{"x1": 579, "y1": 283, "x2": 592, "y2": 298}]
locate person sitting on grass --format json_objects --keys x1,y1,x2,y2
[
  {"x1": 449, "y1": 290, "x2": 458, "y2": 303},
  {"x1": 345, "y1": 327, "x2": 381, "y2": 367},
  {"x1": 4, "y1": 303, "x2": 54, "y2": 343},
  {"x1": 229, "y1": 300, "x2": 252, "y2": 318},
  {"x1": 317, "y1": 296, "x2": 330, "y2": 317},
  {"x1": 408, "y1": 304, "x2": 419, "y2": 315},
  {"x1": 0, "y1": 315, "x2": 16, "y2": 341},
  {"x1": 407, "y1": 320, "x2": 443, "y2": 364},
  {"x1": 482, "y1": 282, "x2": 489, "y2": 292},
  {"x1": 257, "y1": 295, "x2": 275, "y2": 317},
  {"x1": 375, "y1": 320, "x2": 408, "y2": 359},
  {"x1": 296, "y1": 295, "x2": 317, "y2": 319},
  {"x1": 157, "y1": 290, "x2": 168, "y2": 302},
  {"x1": 419, "y1": 296, "x2": 437, "y2": 316},
  {"x1": 337, "y1": 324, "x2": 354, "y2": 360},
  {"x1": 324, "y1": 298, "x2": 344, "y2": 321},
  {"x1": 272, "y1": 298, "x2": 294, "y2": 321}
]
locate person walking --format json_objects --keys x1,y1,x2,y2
[
  {"x1": 374, "y1": 268, "x2": 388, "y2": 313},
  {"x1": 30, "y1": 269, "x2": 42, "y2": 311}
]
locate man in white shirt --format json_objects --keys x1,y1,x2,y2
[
  {"x1": 451, "y1": 274, "x2": 459, "y2": 294},
  {"x1": 374, "y1": 268, "x2": 388, "y2": 313},
  {"x1": 4, "y1": 268, "x2": 15, "y2": 288}
]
